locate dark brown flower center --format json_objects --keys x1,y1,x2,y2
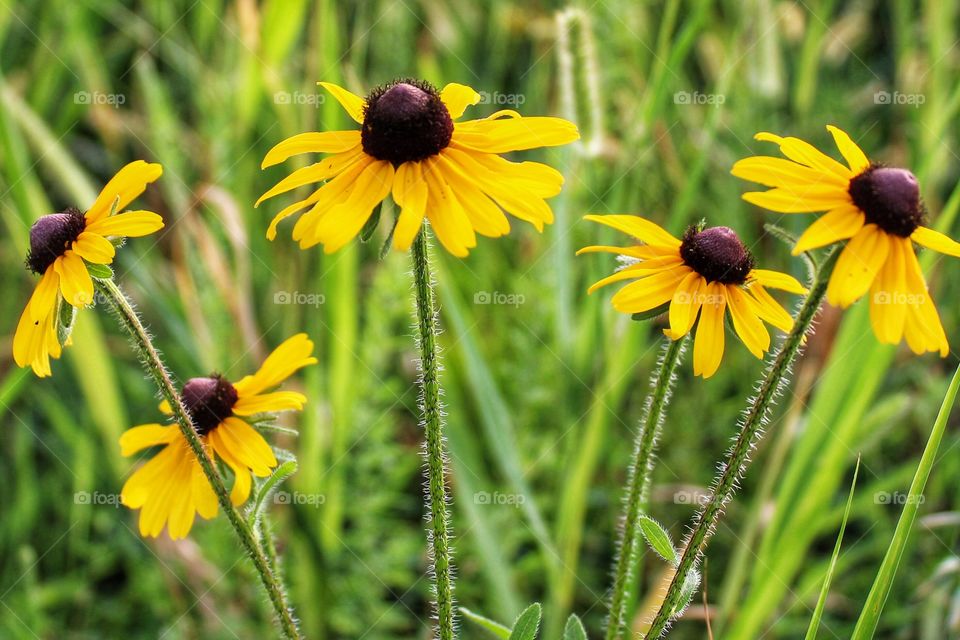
[
  {"x1": 361, "y1": 79, "x2": 454, "y2": 166},
  {"x1": 679, "y1": 226, "x2": 754, "y2": 285},
  {"x1": 181, "y1": 375, "x2": 238, "y2": 436},
  {"x1": 848, "y1": 166, "x2": 924, "y2": 237},
  {"x1": 26, "y1": 207, "x2": 86, "y2": 274}
]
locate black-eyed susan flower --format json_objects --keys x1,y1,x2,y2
[
  {"x1": 120, "y1": 334, "x2": 316, "y2": 539},
  {"x1": 579, "y1": 216, "x2": 806, "y2": 378},
  {"x1": 256, "y1": 79, "x2": 580, "y2": 256},
  {"x1": 13, "y1": 161, "x2": 164, "y2": 377},
  {"x1": 732, "y1": 125, "x2": 960, "y2": 355}
]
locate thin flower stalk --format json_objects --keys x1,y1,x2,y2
[
  {"x1": 95, "y1": 279, "x2": 302, "y2": 640},
  {"x1": 606, "y1": 335, "x2": 687, "y2": 640},
  {"x1": 643, "y1": 247, "x2": 838, "y2": 638}
]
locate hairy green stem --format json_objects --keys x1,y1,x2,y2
[
  {"x1": 95, "y1": 279, "x2": 302, "y2": 640},
  {"x1": 606, "y1": 336, "x2": 687, "y2": 640},
  {"x1": 645, "y1": 249, "x2": 838, "y2": 638},
  {"x1": 411, "y1": 229, "x2": 455, "y2": 640}
]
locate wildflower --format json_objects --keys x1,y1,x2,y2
[
  {"x1": 257, "y1": 79, "x2": 579, "y2": 256},
  {"x1": 13, "y1": 161, "x2": 164, "y2": 376},
  {"x1": 732, "y1": 125, "x2": 960, "y2": 355},
  {"x1": 580, "y1": 216, "x2": 806, "y2": 378},
  {"x1": 120, "y1": 334, "x2": 316, "y2": 539}
]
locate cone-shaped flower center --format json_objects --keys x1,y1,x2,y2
[
  {"x1": 361, "y1": 80, "x2": 454, "y2": 166},
  {"x1": 849, "y1": 166, "x2": 924, "y2": 237},
  {"x1": 680, "y1": 226, "x2": 754, "y2": 285},
  {"x1": 181, "y1": 375, "x2": 238, "y2": 436},
  {"x1": 26, "y1": 207, "x2": 86, "y2": 274}
]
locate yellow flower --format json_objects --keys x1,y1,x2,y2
[
  {"x1": 579, "y1": 216, "x2": 806, "y2": 378},
  {"x1": 257, "y1": 79, "x2": 579, "y2": 256},
  {"x1": 13, "y1": 161, "x2": 164, "y2": 377},
  {"x1": 119, "y1": 334, "x2": 317, "y2": 540},
  {"x1": 732, "y1": 125, "x2": 960, "y2": 356}
]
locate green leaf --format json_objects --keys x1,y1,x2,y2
[
  {"x1": 84, "y1": 262, "x2": 114, "y2": 280},
  {"x1": 805, "y1": 456, "x2": 860, "y2": 640},
  {"x1": 247, "y1": 460, "x2": 298, "y2": 527},
  {"x1": 460, "y1": 607, "x2": 511, "y2": 639},
  {"x1": 562, "y1": 614, "x2": 588, "y2": 640},
  {"x1": 108, "y1": 194, "x2": 121, "y2": 217},
  {"x1": 852, "y1": 365, "x2": 960, "y2": 639},
  {"x1": 56, "y1": 297, "x2": 76, "y2": 347},
  {"x1": 631, "y1": 301, "x2": 670, "y2": 322},
  {"x1": 379, "y1": 213, "x2": 400, "y2": 260},
  {"x1": 509, "y1": 603, "x2": 542, "y2": 640},
  {"x1": 672, "y1": 568, "x2": 701, "y2": 616},
  {"x1": 639, "y1": 515, "x2": 679, "y2": 565},
  {"x1": 359, "y1": 202, "x2": 382, "y2": 242}
]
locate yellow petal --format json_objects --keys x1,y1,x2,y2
[
  {"x1": 692, "y1": 283, "x2": 726, "y2": 378},
  {"x1": 869, "y1": 236, "x2": 907, "y2": 345},
  {"x1": 826, "y1": 225, "x2": 890, "y2": 307},
  {"x1": 742, "y1": 188, "x2": 851, "y2": 213},
  {"x1": 392, "y1": 162, "x2": 428, "y2": 251},
  {"x1": 902, "y1": 241, "x2": 949, "y2": 356},
  {"x1": 826, "y1": 125, "x2": 870, "y2": 174},
  {"x1": 911, "y1": 225, "x2": 960, "y2": 257},
  {"x1": 29, "y1": 267, "x2": 60, "y2": 323},
  {"x1": 423, "y1": 159, "x2": 476, "y2": 257},
  {"x1": 86, "y1": 161, "x2": 163, "y2": 223},
  {"x1": 233, "y1": 391, "x2": 307, "y2": 415},
  {"x1": 310, "y1": 160, "x2": 394, "y2": 254},
  {"x1": 217, "y1": 417, "x2": 277, "y2": 476},
  {"x1": 318, "y1": 81, "x2": 366, "y2": 123},
  {"x1": 667, "y1": 271, "x2": 704, "y2": 338},
  {"x1": 731, "y1": 156, "x2": 848, "y2": 188},
  {"x1": 746, "y1": 284, "x2": 794, "y2": 334},
  {"x1": 792, "y1": 205, "x2": 865, "y2": 254},
  {"x1": 754, "y1": 132, "x2": 853, "y2": 178},
  {"x1": 749, "y1": 269, "x2": 807, "y2": 294},
  {"x1": 84, "y1": 210, "x2": 164, "y2": 238},
  {"x1": 233, "y1": 333, "x2": 317, "y2": 397},
  {"x1": 257, "y1": 148, "x2": 365, "y2": 207},
  {"x1": 54, "y1": 252, "x2": 94, "y2": 307},
  {"x1": 452, "y1": 116, "x2": 579, "y2": 153},
  {"x1": 610, "y1": 266, "x2": 688, "y2": 313},
  {"x1": 726, "y1": 285, "x2": 770, "y2": 358},
  {"x1": 72, "y1": 231, "x2": 116, "y2": 264},
  {"x1": 208, "y1": 429, "x2": 253, "y2": 506},
  {"x1": 290, "y1": 158, "x2": 371, "y2": 244},
  {"x1": 582, "y1": 214, "x2": 681, "y2": 248},
  {"x1": 119, "y1": 423, "x2": 178, "y2": 456},
  {"x1": 261, "y1": 130, "x2": 361, "y2": 168},
  {"x1": 191, "y1": 460, "x2": 219, "y2": 519},
  {"x1": 13, "y1": 295, "x2": 59, "y2": 376},
  {"x1": 440, "y1": 83, "x2": 481, "y2": 119}
]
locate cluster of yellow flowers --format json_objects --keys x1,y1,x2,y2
[{"x1": 12, "y1": 80, "x2": 959, "y2": 540}]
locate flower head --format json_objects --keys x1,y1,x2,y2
[
  {"x1": 257, "y1": 79, "x2": 580, "y2": 256},
  {"x1": 13, "y1": 161, "x2": 164, "y2": 376},
  {"x1": 732, "y1": 125, "x2": 960, "y2": 355},
  {"x1": 579, "y1": 216, "x2": 806, "y2": 378},
  {"x1": 120, "y1": 334, "x2": 317, "y2": 540}
]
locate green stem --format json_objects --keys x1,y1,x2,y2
[
  {"x1": 644, "y1": 248, "x2": 838, "y2": 638},
  {"x1": 606, "y1": 336, "x2": 687, "y2": 640},
  {"x1": 411, "y1": 229, "x2": 455, "y2": 640},
  {"x1": 95, "y1": 279, "x2": 302, "y2": 640}
]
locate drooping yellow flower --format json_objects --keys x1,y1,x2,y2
[
  {"x1": 732, "y1": 125, "x2": 960, "y2": 356},
  {"x1": 579, "y1": 216, "x2": 806, "y2": 378},
  {"x1": 257, "y1": 79, "x2": 580, "y2": 257},
  {"x1": 13, "y1": 161, "x2": 164, "y2": 377},
  {"x1": 120, "y1": 334, "x2": 317, "y2": 540}
]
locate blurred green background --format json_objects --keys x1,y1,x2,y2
[{"x1": 2, "y1": 1, "x2": 960, "y2": 638}]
